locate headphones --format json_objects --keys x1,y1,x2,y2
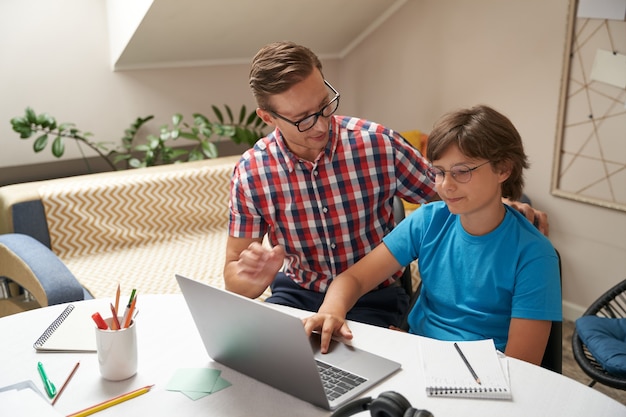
[{"x1": 330, "y1": 391, "x2": 433, "y2": 417}]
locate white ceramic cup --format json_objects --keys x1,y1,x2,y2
[{"x1": 95, "y1": 317, "x2": 138, "y2": 381}]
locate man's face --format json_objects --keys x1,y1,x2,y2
[{"x1": 257, "y1": 69, "x2": 337, "y2": 162}]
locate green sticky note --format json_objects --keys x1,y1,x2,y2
[
  {"x1": 181, "y1": 390, "x2": 212, "y2": 400},
  {"x1": 166, "y1": 368, "x2": 221, "y2": 393},
  {"x1": 210, "y1": 376, "x2": 232, "y2": 393}
]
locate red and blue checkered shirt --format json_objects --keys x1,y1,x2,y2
[{"x1": 229, "y1": 115, "x2": 435, "y2": 292}]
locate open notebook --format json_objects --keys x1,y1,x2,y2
[
  {"x1": 419, "y1": 338, "x2": 512, "y2": 400},
  {"x1": 33, "y1": 303, "x2": 97, "y2": 352}
]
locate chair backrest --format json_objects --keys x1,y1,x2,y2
[
  {"x1": 540, "y1": 249, "x2": 563, "y2": 374},
  {"x1": 392, "y1": 196, "x2": 413, "y2": 298},
  {"x1": 571, "y1": 278, "x2": 626, "y2": 390}
]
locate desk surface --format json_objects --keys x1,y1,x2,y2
[{"x1": 1, "y1": 295, "x2": 624, "y2": 417}]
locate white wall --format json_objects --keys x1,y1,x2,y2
[
  {"x1": 339, "y1": 0, "x2": 626, "y2": 319},
  {"x1": 0, "y1": 0, "x2": 257, "y2": 167},
  {"x1": 1, "y1": 0, "x2": 624, "y2": 318}
]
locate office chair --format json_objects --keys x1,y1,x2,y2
[
  {"x1": 392, "y1": 196, "x2": 413, "y2": 298},
  {"x1": 572, "y1": 278, "x2": 626, "y2": 390},
  {"x1": 540, "y1": 249, "x2": 563, "y2": 374}
]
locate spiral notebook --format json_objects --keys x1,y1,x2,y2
[
  {"x1": 419, "y1": 338, "x2": 512, "y2": 400},
  {"x1": 33, "y1": 303, "x2": 97, "y2": 352}
]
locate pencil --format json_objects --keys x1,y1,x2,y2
[
  {"x1": 123, "y1": 294, "x2": 137, "y2": 328},
  {"x1": 454, "y1": 342, "x2": 481, "y2": 385},
  {"x1": 51, "y1": 361, "x2": 80, "y2": 406},
  {"x1": 66, "y1": 384, "x2": 154, "y2": 417},
  {"x1": 114, "y1": 284, "x2": 121, "y2": 316},
  {"x1": 110, "y1": 303, "x2": 121, "y2": 330}
]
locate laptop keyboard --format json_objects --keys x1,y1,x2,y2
[{"x1": 316, "y1": 360, "x2": 367, "y2": 401}]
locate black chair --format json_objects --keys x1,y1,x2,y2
[
  {"x1": 571, "y1": 279, "x2": 626, "y2": 390},
  {"x1": 392, "y1": 196, "x2": 413, "y2": 298},
  {"x1": 540, "y1": 249, "x2": 563, "y2": 374}
]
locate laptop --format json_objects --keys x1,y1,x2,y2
[{"x1": 176, "y1": 274, "x2": 401, "y2": 410}]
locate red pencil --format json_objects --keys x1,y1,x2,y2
[{"x1": 110, "y1": 303, "x2": 121, "y2": 330}]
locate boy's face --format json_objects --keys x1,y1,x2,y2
[
  {"x1": 431, "y1": 145, "x2": 508, "y2": 218},
  {"x1": 256, "y1": 69, "x2": 335, "y2": 162}
]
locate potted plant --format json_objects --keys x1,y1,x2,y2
[{"x1": 10, "y1": 105, "x2": 266, "y2": 171}]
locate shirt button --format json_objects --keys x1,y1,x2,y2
[
  {"x1": 313, "y1": 170, "x2": 318, "y2": 176},
  {"x1": 322, "y1": 207, "x2": 328, "y2": 213},
  {"x1": 330, "y1": 243, "x2": 336, "y2": 249}
]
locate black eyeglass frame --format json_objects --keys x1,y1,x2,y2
[
  {"x1": 268, "y1": 80, "x2": 340, "y2": 132},
  {"x1": 427, "y1": 160, "x2": 491, "y2": 184}
]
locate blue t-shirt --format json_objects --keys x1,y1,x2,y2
[{"x1": 383, "y1": 201, "x2": 562, "y2": 351}]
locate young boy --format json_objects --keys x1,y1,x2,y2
[{"x1": 303, "y1": 105, "x2": 562, "y2": 366}]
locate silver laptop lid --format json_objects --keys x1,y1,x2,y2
[{"x1": 176, "y1": 274, "x2": 401, "y2": 410}]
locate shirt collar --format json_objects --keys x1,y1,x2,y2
[{"x1": 273, "y1": 116, "x2": 339, "y2": 172}]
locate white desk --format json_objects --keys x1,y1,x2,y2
[{"x1": 1, "y1": 295, "x2": 624, "y2": 417}]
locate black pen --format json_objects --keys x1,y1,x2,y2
[{"x1": 454, "y1": 342, "x2": 481, "y2": 385}]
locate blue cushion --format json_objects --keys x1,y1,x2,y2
[{"x1": 576, "y1": 316, "x2": 626, "y2": 377}]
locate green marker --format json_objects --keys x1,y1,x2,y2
[{"x1": 37, "y1": 361, "x2": 57, "y2": 398}]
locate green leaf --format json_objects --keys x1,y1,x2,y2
[
  {"x1": 179, "y1": 132, "x2": 199, "y2": 140},
  {"x1": 25, "y1": 107, "x2": 37, "y2": 124},
  {"x1": 10, "y1": 116, "x2": 26, "y2": 129},
  {"x1": 172, "y1": 113, "x2": 183, "y2": 126},
  {"x1": 188, "y1": 149, "x2": 204, "y2": 161},
  {"x1": 52, "y1": 135, "x2": 65, "y2": 157},
  {"x1": 33, "y1": 134, "x2": 48, "y2": 152},
  {"x1": 239, "y1": 105, "x2": 247, "y2": 124},
  {"x1": 112, "y1": 154, "x2": 132, "y2": 164},
  {"x1": 14, "y1": 125, "x2": 33, "y2": 139},
  {"x1": 171, "y1": 128, "x2": 180, "y2": 139},
  {"x1": 224, "y1": 105, "x2": 234, "y2": 123},
  {"x1": 212, "y1": 105, "x2": 224, "y2": 124},
  {"x1": 129, "y1": 158, "x2": 143, "y2": 168},
  {"x1": 170, "y1": 148, "x2": 188, "y2": 158},
  {"x1": 201, "y1": 126, "x2": 213, "y2": 137},
  {"x1": 58, "y1": 122, "x2": 74, "y2": 132},
  {"x1": 193, "y1": 113, "x2": 209, "y2": 125},
  {"x1": 201, "y1": 141, "x2": 218, "y2": 159}
]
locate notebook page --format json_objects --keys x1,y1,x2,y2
[
  {"x1": 33, "y1": 303, "x2": 97, "y2": 352},
  {"x1": 419, "y1": 338, "x2": 512, "y2": 399}
]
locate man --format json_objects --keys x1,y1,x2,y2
[{"x1": 223, "y1": 41, "x2": 548, "y2": 328}]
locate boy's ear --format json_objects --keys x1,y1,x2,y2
[{"x1": 497, "y1": 160, "x2": 512, "y2": 183}]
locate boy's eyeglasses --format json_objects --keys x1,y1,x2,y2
[
  {"x1": 427, "y1": 161, "x2": 491, "y2": 184},
  {"x1": 269, "y1": 80, "x2": 340, "y2": 132}
]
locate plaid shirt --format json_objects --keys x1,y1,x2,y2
[{"x1": 229, "y1": 115, "x2": 435, "y2": 292}]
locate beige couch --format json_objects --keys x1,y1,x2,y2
[{"x1": 0, "y1": 155, "x2": 241, "y2": 316}]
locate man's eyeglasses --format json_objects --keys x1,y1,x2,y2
[
  {"x1": 427, "y1": 161, "x2": 491, "y2": 184},
  {"x1": 269, "y1": 80, "x2": 340, "y2": 132}
]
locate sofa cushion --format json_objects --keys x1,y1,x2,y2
[
  {"x1": 576, "y1": 316, "x2": 626, "y2": 377},
  {"x1": 37, "y1": 158, "x2": 237, "y2": 299}
]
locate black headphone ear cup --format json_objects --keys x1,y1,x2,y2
[
  {"x1": 368, "y1": 391, "x2": 412, "y2": 417},
  {"x1": 403, "y1": 407, "x2": 435, "y2": 417}
]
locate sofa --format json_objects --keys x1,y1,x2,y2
[{"x1": 0, "y1": 155, "x2": 243, "y2": 316}]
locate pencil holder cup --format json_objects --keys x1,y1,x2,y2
[{"x1": 95, "y1": 318, "x2": 138, "y2": 381}]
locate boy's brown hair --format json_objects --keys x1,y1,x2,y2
[{"x1": 426, "y1": 105, "x2": 529, "y2": 200}]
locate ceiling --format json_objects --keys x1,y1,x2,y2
[{"x1": 112, "y1": 0, "x2": 408, "y2": 70}]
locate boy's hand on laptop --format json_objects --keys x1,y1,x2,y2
[{"x1": 302, "y1": 313, "x2": 353, "y2": 354}]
